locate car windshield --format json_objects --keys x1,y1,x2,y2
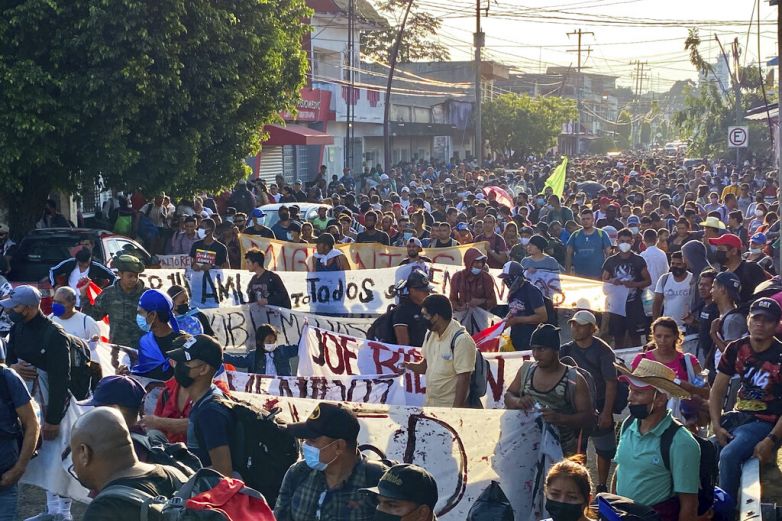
[{"x1": 9, "y1": 233, "x2": 103, "y2": 283}]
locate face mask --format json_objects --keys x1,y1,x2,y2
[
  {"x1": 302, "y1": 441, "x2": 336, "y2": 471},
  {"x1": 287, "y1": 232, "x2": 294, "y2": 241},
  {"x1": 254, "y1": 218, "x2": 264, "y2": 226},
  {"x1": 470, "y1": 267, "x2": 482, "y2": 275},
  {"x1": 175, "y1": 303, "x2": 190, "y2": 315},
  {"x1": 520, "y1": 237, "x2": 530, "y2": 246},
  {"x1": 264, "y1": 343, "x2": 277, "y2": 352},
  {"x1": 6, "y1": 310, "x2": 25, "y2": 324},
  {"x1": 750, "y1": 247, "x2": 762, "y2": 255},
  {"x1": 545, "y1": 499, "x2": 584, "y2": 521},
  {"x1": 174, "y1": 361, "x2": 195, "y2": 388},
  {"x1": 670, "y1": 267, "x2": 686, "y2": 277},
  {"x1": 629, "y1": 392, "x2": 656, "y2": 419},
  {"x1": 225, "y1": 216, "x2": 234, "y2": 223},
  {"x1": 279, "y1": 213, "x2": 289, "y2": 221},
  {"x1": 714, "y1": 250, "x2": 728, "y2": 265},
  {"x1": 136, "y1": 313, "x2": 151, "y2": 333},
  {"x1": 196, "y1": 228, "x2": 206, "y2": 239},
  {"x1": 629, "y1": 227, "x2": 640, "y2": 235},
  {"x1": 756, "y1": 210, "x2": 764, "y2": 217},
  {"x1": 51, "y1": 303, "x2": 66, "y2": 317},
  {"x1": 576, "y1": 199, "x2": 585, "y2": 205},
  {"x1": 536, "y1": 198, "x2": 545, "y2": 206},
  {"x1": 618, "y1": 242, "x2": 632, "y2": 253}
]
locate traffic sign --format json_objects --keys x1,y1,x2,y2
[{"x1": 728, "y1": 126, "x2": 749, "y2": 148}]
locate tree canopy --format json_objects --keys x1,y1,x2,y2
[
  {"x1": 482, "y1": 93, "x2": 576, "y2": 159},
  {"x1": 361, "y1": 0, "x2": 450, "y2": 64},
  {"x1": 0, "y1": 0, "x2": 310, "y2": 232}
]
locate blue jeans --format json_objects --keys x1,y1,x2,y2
[
  {"x1": 0, "y1": 484, "x2": 18, "y2": 521},
  {"x1": 718, "y1": 419, "x2": 774, "y2": 503}
]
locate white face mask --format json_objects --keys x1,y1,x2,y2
[
  {"x1": 749, "y1": 247, "x2": 762, "y2": 255},
  {"x1": 618, "y1": 242, "x2": 632, "y2": 253},
  {"x1": 520, "y1": 237, "x2": 530, "y2": 246},
  {"x1": 197, "y1": 228, "x2": 206, "y2": 239},
  {"x1": 629, "y1": 227, "x2": 640, "y2": 235},
  {"x1": 756, "y1": 210, "x2": 764, "y2": 217},
  {"x1": 264, "y1": 344, "x2": 278, "y2": 352}
]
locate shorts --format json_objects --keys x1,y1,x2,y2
[
  {"x1": 578, "y1": 423, "x2": 617, "y2": 459},
  {"x1": 608, "y1": 300, "x2": 647, "y2": 339}
]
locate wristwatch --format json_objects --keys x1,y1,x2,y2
[
  {"x1": 766, "y1": 433, "x2": 781, "y2": 448},
  {"x1": 673, "y1": 378, "x2": 682, "y2": 386}
]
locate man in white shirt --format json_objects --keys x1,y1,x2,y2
[
  {"x1": 651, "y1": 251, "x2": 692, "y2": 328},
  {"x1": 50, "y1": 287, "x2": 101, "y2": 359},
  {"x1": 639, "y1": 228, "x2": 668, "y2": 291}
]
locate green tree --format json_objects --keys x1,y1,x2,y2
[
  {"x1": 482, "y1": 93, "x2": 576, "y2": 159},
  {"x1": 0, "y1": 0, "x2": 309, "y2": 234},
  {"x1": 361, "y1": 0, "x2": 450, "y2": 63}
]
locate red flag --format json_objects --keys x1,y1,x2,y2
[{"x1": 472, "y1": 320, "x2": 506, "y2": 353}]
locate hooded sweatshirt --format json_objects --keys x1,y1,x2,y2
[
  {"x1": 682, "y1": 239, "x2": 712, "y2": 311},
  {"x1": 449, "y1": 247, "x2": 498, "y2": 310}
]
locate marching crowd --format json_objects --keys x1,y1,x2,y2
[{"x1": 0, "y1": 153, "x2": 780, "y2": 521}]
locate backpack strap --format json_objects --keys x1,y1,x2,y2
[
  {"x1": 620, "y1": 416, "x2": 636, "y2": 436},
  {"x1": 659, "y1": 273, "x2": 671, "y2": 292},
  {"x1": 564, "y1": 366, "x2": 579, "y2": 409},
  {"x1": 659, "y1": 419, "x2": 684, "y2": 472},
  {"x1": 94, "y1": 484, "x2": 157, "y2": 521},
  {"x1": 449, "y1": 330, "x2": 466, "y2": 353}
]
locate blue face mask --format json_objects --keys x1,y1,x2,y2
[
  {"x1": 136, "y1": 313, "x2": 151, "y2": 333},
  {"x1": 302, "y1": 441, "x2": 336, "y2": 471},
  {"x1": 51, "y1": 303, "x2": 66, "y2": 317},
  {"x1": 470, "y1": 267, "x2": 482, "y2": 275}
]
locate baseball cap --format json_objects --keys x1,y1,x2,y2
[
  {"x1": 401, "y1": 186, "x2": 410, "y2": 193},
  {"x1": 498, "y1": 261, "x2": 523, "y2": 280},
  {"x1": 708, "y1": 233, "x2": 742, "y2": 250},
  {"x1": 455, "y1": 222, "x2": 470, "y2": 232},
  {"x1": 627, "y1": 215, "x2": 640, "y2": 226},
  {"x1": 362, "y1": 464, "x2": 438, "y2": 509},
  {"x1": 0, "y1": 285, "x2": 41, "y2": 309},
  {"x1": 406, "y1": 237, "x2": 423, "y2": 248},
  {"x1": 530, "y1": 323, "x2": 561, "y2": 350},
  {"x1": 285, "y1": 402, "x2": 360, "y2": 441},
  {"x1": 77, "y1": 375, "x2": 145, "y2": 409},
  {"x1": 569, "y1": 310, "x2": 597, "y2": 326},
  {"x1": 396, "y1": 269, "x2": 435, "y2": 293},
  {"x1": 749, "y1": 298, "x2": 782, "y2": 322},
  {"x1": 168, "y1": 334, "x2": 224, "y2": 369},
  {"x1": 251, "y1": 208, "x2": 266, "y2": 218},
  {"x1": 750, "y1": 232, "x2": 767, "y2": 245},
  {"x1": 714, "y1": 272, "x2": 741, "y2": 301}
]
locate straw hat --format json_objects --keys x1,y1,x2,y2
[{"x1": 615, "y1": 358, "x2": 690, "y2": 399}]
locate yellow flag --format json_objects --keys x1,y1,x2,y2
[{"x1": 543, "y1": 157, "x2": 568, "y2": 197}]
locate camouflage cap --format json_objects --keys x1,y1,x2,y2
[{"x1": 113, "y1": 254, "x2": 145, "y2": 274}]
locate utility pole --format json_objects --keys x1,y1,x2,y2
[
  {"x1": 630, "y1": 60, "x2": 648, "y2": 148},
  {"x1": 475, "y1": 0, "x2": 486, "y2": 166},
  {"x1": 567, "y1": 29, "x2": 593, "y2": 156},
  {"x1": 383, "y1": 0, "x2": 414, "y2": 173},
  {"x1": 345, "y1": 0, "x2": 354, "y2": 173}
]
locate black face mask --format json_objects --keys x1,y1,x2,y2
[
  {"x1": 176, "y1": 303, "x2": 190, "y2": 315},
  {"x1": 545, "y1": 499, "x2": 584, "y2": 521},
  {"x1": 279, "y1": 213, "x2": 289, "y2": 221},
  {"x1": 6, "y1": 309, "x2": 25, "y2": 324},
  {"x1": 714, "y1": 250, "x2": 728, "y2": 265},
  {"x1": 670, "y1": 267, "x2": 686, "y2": 277},
  {"x1": 628, "y1": 397, "x2": 655, "y2": 420},
  {"x1": 174, "y1": 362, "x2": 195, "y2": 388}
]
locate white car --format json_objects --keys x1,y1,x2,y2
[{"x1": 255, "y1": 203, "x2": 333, "y2": 229}]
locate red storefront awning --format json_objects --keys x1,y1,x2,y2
[{"x1": 263, "y1": 124, "x2": 334, "y2": 146}]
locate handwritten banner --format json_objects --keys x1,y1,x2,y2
[
  {"x1": 141, "y1": 264, "x2": 606, "y2": 313},
  {"x1": 157, "y1": 254, "x2": 192, "y2": 269},
  {"x1": 238, "y1": 235, "x2": 486, "y2": 271}
]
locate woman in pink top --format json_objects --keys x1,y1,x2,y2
[{"x1": 631, "y1": 316, "x2": 710, "y2": 400}]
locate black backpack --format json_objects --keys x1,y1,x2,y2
[
  {"x1": 131, "y1": 432, "x2": 201, "y2": 478},
  {"x1": 467, "y1": 481, "x2": 514, "y2": 521},
  {"x1": 42, "y1": 322, "x2": 99, "y2": 400},
  {"x1": 194, "y1": 398, "x2": 299, "y2": 507},
  {"x1": 366, "y1": 304, "x2": 397, "y2": 343},
  {"x1": 620, "y1": 417, "x2": 717, "y2": 515},
  {"x1": 424, "y1": 329, "x2": 489, "y2": 408},
  {"x1": 596, "y1": 492, "x2": 661, "y2": 520}
]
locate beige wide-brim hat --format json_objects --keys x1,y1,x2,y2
[{"x1": 615, "y1": 358, "x2": 691, "y2": 399}]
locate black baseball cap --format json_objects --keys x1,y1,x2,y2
[
  {"x1": 168, "y1": 334, "x2": 223, "y2": 368},
  {"x1": 749, "y1": 298, "x2": 782, "y2": 323},
  {"x1": 396, "y1": 269, "x2": 435, "y2": 293},
  {"x1": 362, "y1": 464, "x2": 438, "y2": 509},
  {"x1": 285, "y1": 402, "x2": 360, "y2": 442},
  {"x1": 76, "y1": 375, "x2": 145, "y2": 409}
]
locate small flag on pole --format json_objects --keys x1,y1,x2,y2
[
  {"x1": 472, "y1": 320, "x2": 507, "y2": 353},
  {"x1": 543, "y1": 156, "x2": 568, "y2": 197}
]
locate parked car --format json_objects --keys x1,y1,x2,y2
[
  {"x1": 7, "y1": 228, "x2": 157, "y2": 311},
  {"x1": 256, "y1": 203, "x2": 333, "y2": 229}
]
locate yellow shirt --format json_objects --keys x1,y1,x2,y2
[
  {"x1": 421, "y1": 320, "x2": 477, "y2": 407},
  {"x1": 720, "y1": 184, "x2": 740, "y2": 200}
]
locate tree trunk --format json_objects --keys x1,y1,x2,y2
[{"x1": 1, "y1": 176, "x2": 53, "y2": 240}]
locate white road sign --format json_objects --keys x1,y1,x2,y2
[{"x1": 728, "y1": 126, "x2": 749, "y2": 148}]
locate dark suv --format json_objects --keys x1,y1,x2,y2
[{"x1": 8, "y1": 228, "x2": 157, "y2": 304}]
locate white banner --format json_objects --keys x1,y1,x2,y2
[
  {"x1": 157, "y1": 254, "x2": 192, "y2": 269},
  {"x1": 141, "y1": 265, "x2": 606, "y2": 313},
  {"x1": 202, "y1": 304, "x2": 500, "y2": 350}
]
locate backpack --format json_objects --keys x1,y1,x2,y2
[
  {"x1": 95, "y1": 467, "x2": 275, "y2": 521},
  {"x1": 467, "y1": 480, "x2": 514, "y2": 521},
  {"x1": 42, "y1": 322, "x2": 98, "y2": 400},
  {"x1": 0, "y1": 365, "x2": 39, "y2": 463},
  {"x1": 366, "y1": 304, "x2": 398, "y2": 343},
  {"x1": 558, "y1": 343, "x2": 629, "y2": 415},
  {"x1": 425, "y1": 329, "x2": 489, "y2": 408},
  {"x1": 519, "y1": 361, "x2": 598, "y2": 432},
  {"x1": 131, "y1": 432, "x2": 202, "y2": 477},
  {"x1": 543, "y1": 295, "x2": 557, "y2": 325},
  {"x1": 137, "y1": 205, "x2": 159, "y2": 242},
  {"x1": 620, "y1": 417, "x2": 717, "y2": 515},
  {"x1": 113, "y1": 214, "x2": 134, "y2": 236},
  {"x1": 596, "y1": 492, "x2": 662, "y2": 520},
  {"x1": 193, "y1": 398, "x2": 299, "y2": 507}
]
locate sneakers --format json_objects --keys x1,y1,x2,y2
[{"x1": 23, "y1": 514, "x2": 67, "y2": 521}]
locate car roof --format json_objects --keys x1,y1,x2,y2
[{"x1": 21, "y1": 228, "x2": 113, "y2": 239}]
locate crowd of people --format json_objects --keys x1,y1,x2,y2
[{"x1": 0, "y1": 152, "x2": 781, "y2": 521}]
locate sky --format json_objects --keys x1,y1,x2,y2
[{"x1": 412, "y1": 0, "x2": 779, "y2": 91}]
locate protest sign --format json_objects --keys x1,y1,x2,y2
[
  {"x1": 238, "y1": 235, "x2": 485, "y2": 271},
  {"x1": 142, "y1": 264, "x2": 606, "y2": 313},
  {"x1": 201, "y1": 304, "x2": 500, "y2": 350},
  {"x1": 157, "y1": 254, "x2": 192, "y2": 269}
]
